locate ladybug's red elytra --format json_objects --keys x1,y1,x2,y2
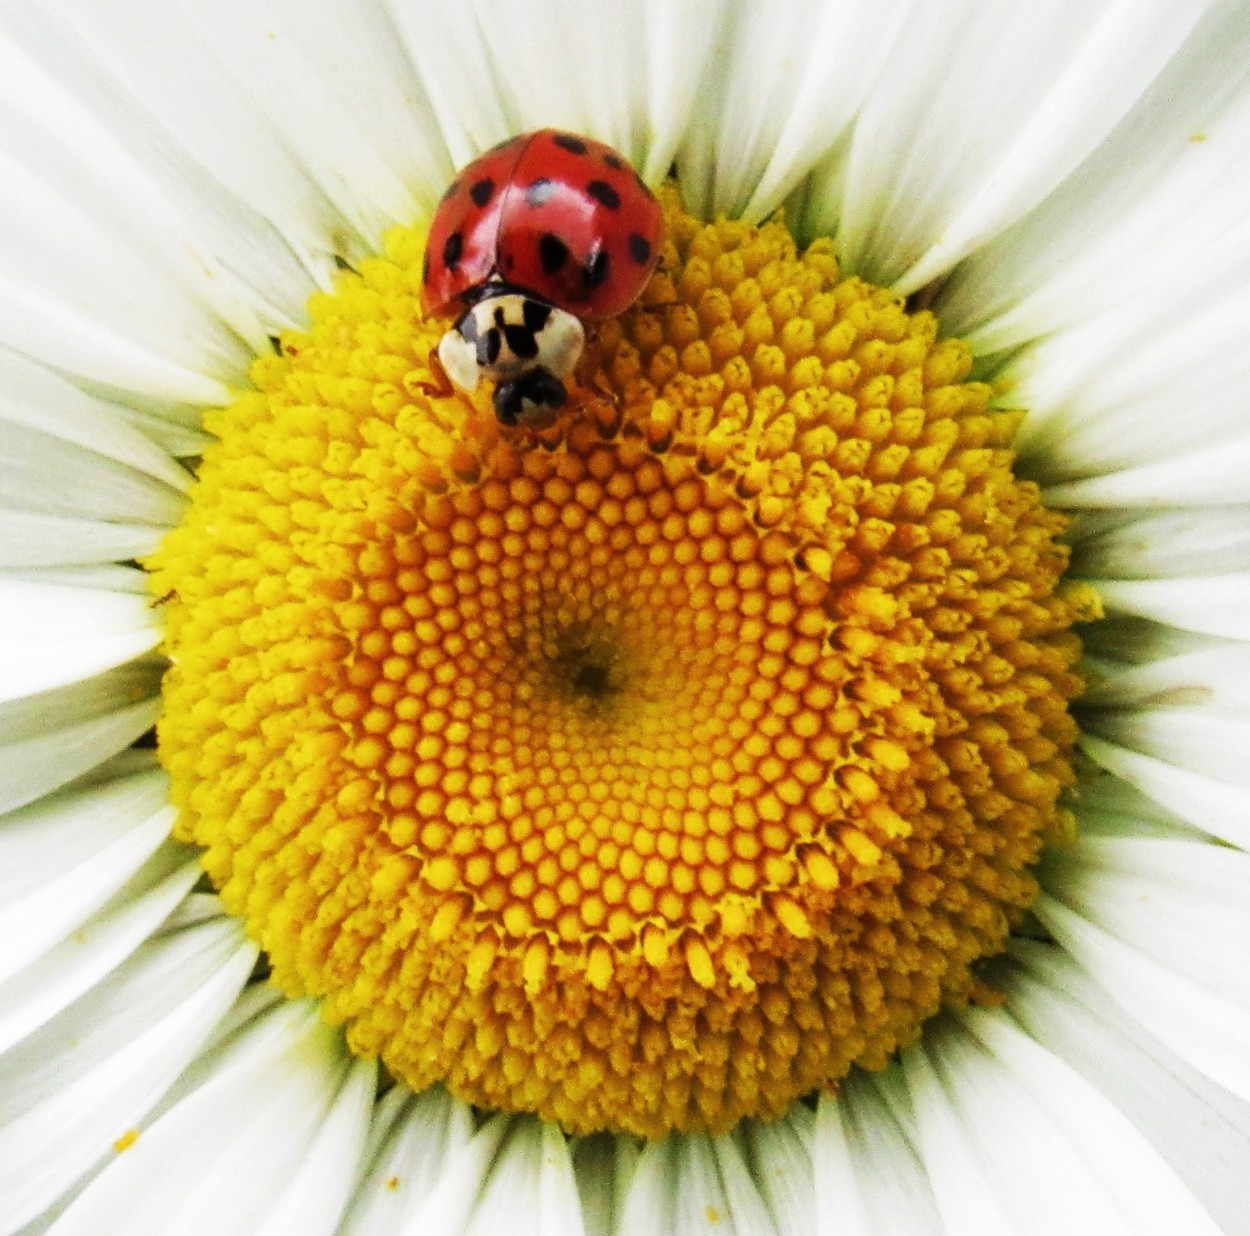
[{"x1": 422, "y1": 129, "x2": 663, "y2": 426}]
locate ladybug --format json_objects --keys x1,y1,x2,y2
[{"x1": 422, "y1": 129, "x2": 662, "y2": 426}]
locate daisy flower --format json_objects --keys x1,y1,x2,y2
[{"x1": 2, "y1": 1, "x2": 1249, "y2": 1233}]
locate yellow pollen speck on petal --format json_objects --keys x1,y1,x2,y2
[
  {"x1": 148, "y1": 184, "x2": 1087, "y2": 1139},
  {"x1": 112, "y1": 1129, "x2": 140, "y2": 1153}
]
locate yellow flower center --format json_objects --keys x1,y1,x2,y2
[{"x1": 148, "y1": 186, "x2": 1092, "y2": 1138}]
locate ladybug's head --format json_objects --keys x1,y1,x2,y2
[{"x1": 438, "y1": 289, "x2": 584, "y2": 427}]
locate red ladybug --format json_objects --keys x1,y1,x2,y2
[{"x1": 422, "y1": 130, "x2": 662, "y2": 425}]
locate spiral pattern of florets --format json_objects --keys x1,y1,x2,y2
[{"x1": 149, "y1": 186, "x2": 1091, "y2": 1138}]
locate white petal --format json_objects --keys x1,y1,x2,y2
[
  {"x1": 1037, "y1": 837, "x2": 1250, "y2": 1101},
  {"x1": 906, "y1": 1010, "x2": 1223, "y2": 1236},
  {"x1": 1080, "y1": 732, "x2": 1250, "y2": 849},
  {"x1": 1007, "y1": 941, "x2": 1250, "y2": 1236},
  {"x1": 337, "y1": 1085, "x2": 475, "y2": 1236},
  {"x1": 739, "y1": 1109, "x2": 815, "y2": 1236},
  {"x1": 1044, "y1": 437, "x2": 1250, "y2": 509},
  {"x1": 1087, "y1": 572, "x2": 1250, "y2": 641},
  {"x1": 47, "y1": 0, "x2": 452, "y2": 267},
  {"x1": 0, "y1": 6, "x2": 327, "y2": 397},
  {"x1": 1071, "y1": 507, "x2": 1250, "y2": 581},
  {"x1": 1080, "y1": 615, "x2": 1233, "y2": 668},
  {"x1": 1005, "y1": 279, "x2": 1250, "y2": 488},
  {"x1": 1079, "y1": 641, "x2": 1250, "y2": 795},
  {"x1": 0, "y1": 35, "x2": 235, "y2": 400},
  {"x1": 380, "y1": 2, "x2": 508, "y2": 176},
  {"x1": 0, "y1": 907, "x2": 256, "y2": 1236},
  {"x1": 457, "y1": 0, "x2": 724, "y2": 189},
  {"x1": 0, "y1": 580, "x2": 161, "y2": 703},
  {"x1": 617, "y1": 1131, "x2": 777, "y2": 1236},
  {"x1": 0, "y1": 348, "x2": 189, "y2": 523},
  {"x1": 0, "y1": 845, "x2": 197, "y2": 1055},
  {"x1": 0, "y1": 510, "x2": 165, "y2": 568},
  {"x1": 805, "y1": 0, "x2": 1216, "y2": 290},
  {"x1": 251, "y1": 1060, "x2": 376, "y2": 1236},
  {"x1": 810, "y1": 1094, "x2": 872, "y2": 1236},
  {"x1": 45, "y1": 0, "x2": 356, "y2": 274},
  {"x1": 0, "y1": 659, "x2": 164, "y2": 815},
  {"x1": 572, "y1": 1134, "x2": 641, "y2": 1236},
  {"x1": 677, "y1": 0, "x2": 907, "y2": 221},
  {"x1": 113, "y1": 405, "x2": 212, "y2": 461},
  {"x1": 0, "y1": 765, "x2": 175, "y2": 983},
  {"x1": 60, "y1": 746, "x2": 157, "y2": 790},
  {"x1": 1068, "y1": 766, "x2": 1213, "y2": 843},
  {"x1": 1087, "y1": 705, "x2": 1250, "y2": 790},
  {"x1": 463, "y1": 1119, "x2": 585, "y2": 1236},
  {"x1": 397, "y1": 1114, "x2": 512, "y2": 1236},
  {"x1": 46, "y1": 999, "x2": 373, "y2": 1236},
  {"x1": 1045, "y1": 835, "x2": 1250, "y2": 1003},
  {"x1": 1, "y1": 565, "x2": 150, "y2": 594},
  {"x1": 179, "y1": 982, "x2": 287, "y2": 1073},
  {"x1": 813, "y1": 1072, "x2": 943, "y2": 1236},
  {"x1": 941, "y1": 1, "x2": 1250, "y2": 351}
]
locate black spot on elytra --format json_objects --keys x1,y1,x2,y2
[
  {"x1": 628, "y1": 233, "x2": 652, "y2": 265},
  {"x1": 603, "y1": 152, "x2": 623, "y2": 170},
  {"x1": 422, "y1": 250, "x2": 430, "y2": 284},
  {"x1": 469, "y1": 177, "x2": 495, "y2": 207},
  {"x1": 442, "y1": 231, "x2": 463, "y2": 269},
  {"x1": 440, "y1": 179, "x2": 460, "y2": 204},
  {"x1": 553, "y1": 133, "x2": 588, "y2": 155},
  {"x1": 539, "y1": 233, "x2": 570, "y2": 274},
  {"x1": 526, "y1": 178, "x2": 555, "y2": 207},
  {"x1": 586, "y1": 180, "x2": 621, "y2": 210},
  {"x1": 584, "y1": 248, "x2": 610, "y2": 290},
  {"x1": 523, "y1": 299, "x2": 552, "y2": 332}
]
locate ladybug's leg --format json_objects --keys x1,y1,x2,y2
[{"x1": 493, "y1": 368, "x2": 567, "y2": 427}]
